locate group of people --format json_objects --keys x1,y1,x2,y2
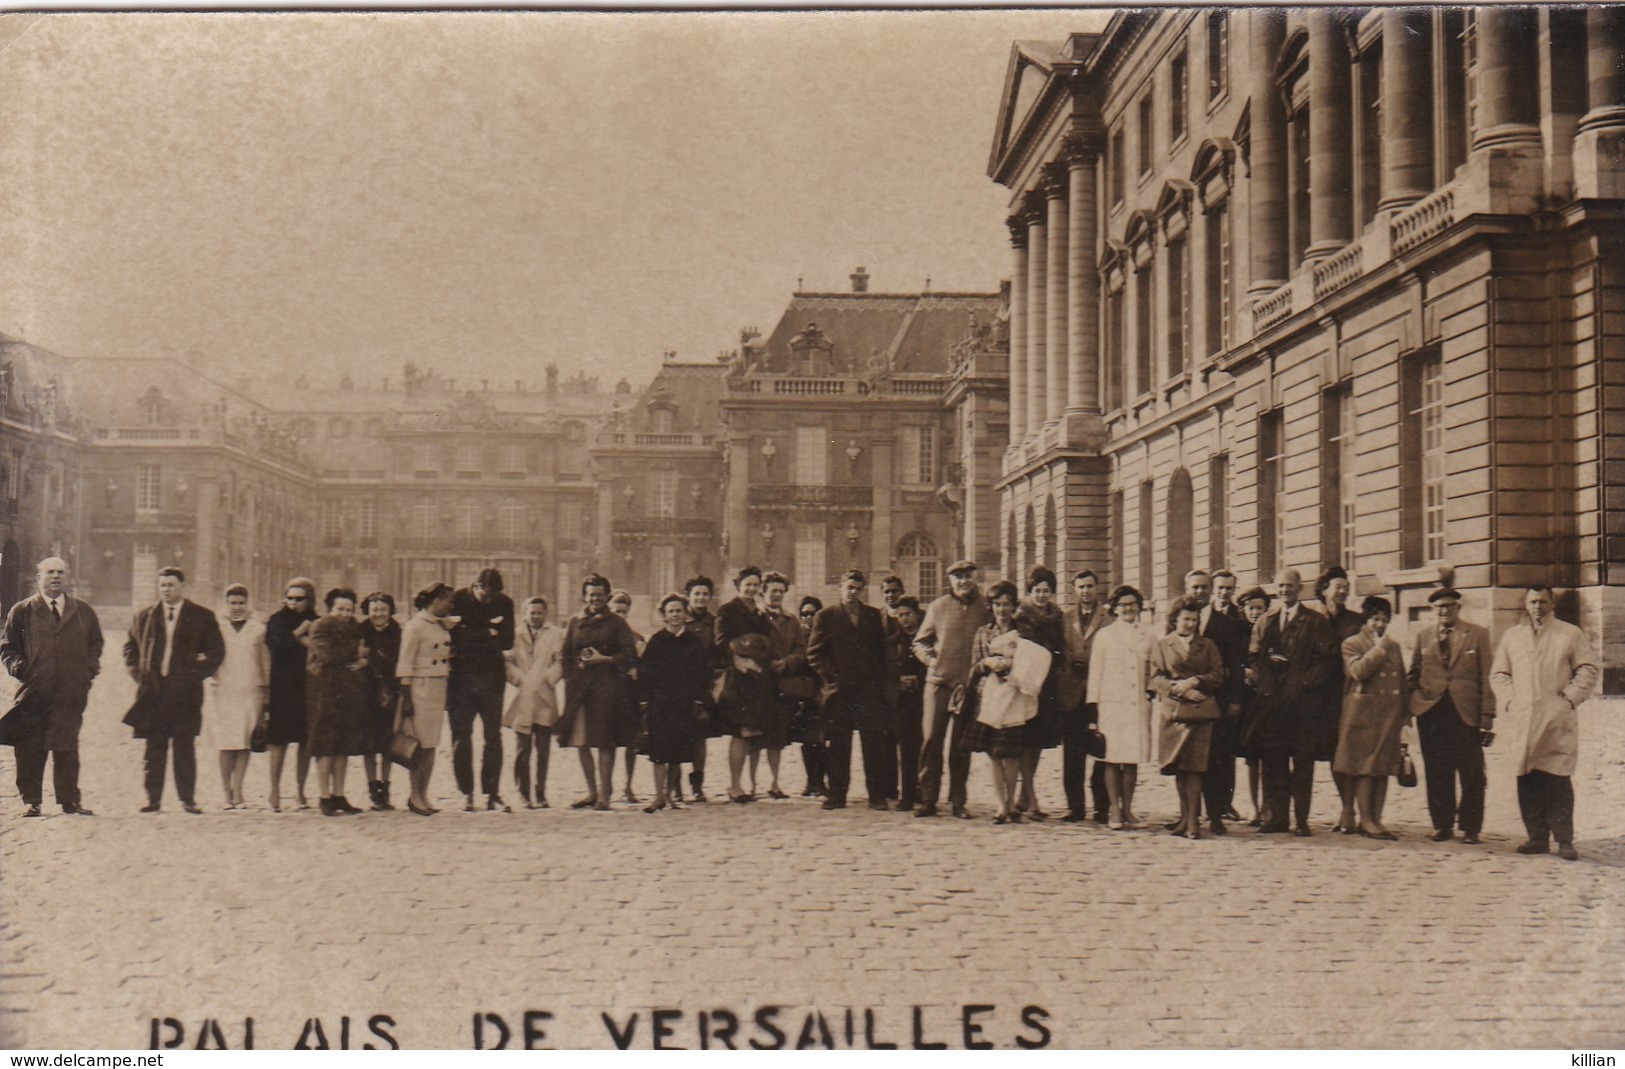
[{"x1": 0, "y1": 552, "x2": 1602, "y2": 859}]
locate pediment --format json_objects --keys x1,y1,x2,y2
[{"x1": 987, "y1": 40, "x2": 1065, "y2": 178}]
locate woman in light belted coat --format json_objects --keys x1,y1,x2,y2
[{"x1": 1087, "y1": 585, "x2": 1154, "y2": 829}]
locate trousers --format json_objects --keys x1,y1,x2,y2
[
  {"x1": 1261, "y1": 752, "x2": 1315, "y2": 828},
  {"x1": 1202, "y1": 712, "x2": 1239, "y2": 818},
  {"x1": 1516, "y1": 770, "x2": 1575, "y2": 846},
  {"x1": 1417, "y1": 695, "x2": 1486, "y2": 836},
  {"x1": 824, "y1": 727, "x2": 892, "y2": 804},
  {"x1": 513, "y1": 727, "x2": 554, "y2": 804},
  {"x1": 917, "y1": 680, "x2": 971, "y2": 807},
  {"x1": 14, "y1": 731, "x2": 80, "y2": 807},
  {"x1": 144, "y1": 734, "x2": 197, "y2": 804},
  {"x1": 448, "y1": 666, "x2": 505, "y2": 798},
  {"x1": 891, "y1": 692, "x2": 923, "y2": 806}
]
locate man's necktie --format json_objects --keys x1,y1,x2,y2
[
  {"x1": 50, "y1": 598, "x2": 60, "y2": 620},
  {"x1": 1440, "y1": 628, "x2": 1451, "y2": 663},
  {"x1": 160, "y1": 606, "x2": 177, "y2": 677}
]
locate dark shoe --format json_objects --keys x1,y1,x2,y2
[
  {"x1": 1431, "y1": 828, "x2": 1453, "y2": 842},
  {"x1": 993, "y1": 814, "x2": 1009, "y2": 825},
  {"x1": 376, "y1": 781, "x2": 396, "y2": 811},
  {"x1": 1062, "y1": 811, "x2": 1085, "y2": 823},
  {"x1": 1009, "y1": 811, "x2": 1023, "y2": 824},
  {"x1": 690, "y1": 791, "x2": 709, "y2": 804},
  {"x1": 336, "y1": 796, "x2": 363, "y2": 814},
  {"x1": 487, "y1": 795, "x2": 512, "y2": 813},
  {"x1": 951, "y1": 805, "x2": 972, "y2": 820},
  {"x1": 1258, "y1": 822, "x2": 1288, "y2": 834},
  {"x1": 1462, "y1": 834, "x2": 1482, "y2": 844},
  {"x1": 1222, "y1": 807, "x2": 1243, "y2": 822},
  {"x1": 769, "y1": 789, "x2": 790, "y2": 800},
  {"x1": 821, "y1": 798, "x2": 847, "y2": 810},
  {"x1": 22, "y1": 804, "x2": 41, "y2": 817},
  {"x1": 1028, "y1": 809, "x2": 1048, "y2": 822},
  {"x1": 1558, "y1": 843, "x2": 1580, "y2": 861},
  {"x1": 463, "y1": 796, "x2": 478, "y2": 813},
  {"x1": 1246, "y1": 816, "x2": 1263, "y2": 828},
  {"x1": 182, "y1": 801, "x2": 203, "y2": 815},
  {"x1": 1293, "y1": 824, "x2": 1312, "y2": 837},
  {"x1": 569, "y1": 796, "x2": 596, "y2": 810},
  {"x1": 140, "y1": 802, "x2": 161, "y2": 814},
  {"x1": 868, "y1": 799, "x2": 888, "y2": 811},
  {"x1": 1358, "y1": 828, "x2": 1399, "y2": 841},
  {"x1": 1163, "y1": 820, "x2": 1182, "y2": 830},
  {"x1": 318, "y1": 798, "x2": 336, "y2": 816},
  {"x1": 1093, "y1": 811, "x2": 1109, "y2": 824},
  {"x1": 914, "y1": 804, "x2": 939, "y2": 819},
  {"x1": 1209, "y1": 819, "x2": 1227, "y2": 835},
  {"x1": 62, "y1": 804, "x2": 95, "y2": 816},
  {"x1": 368, "y1": 781, "x2": 385, "y2": 809},
  {"x1": 1516, "y1": 839, "x2": 1551, "y2": 855},
  {"x1": 407, "y1": 800, "x2": 434, "y2": 817}
]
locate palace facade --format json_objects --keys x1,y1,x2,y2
[{"x1": 989, "y1": 8, "x2": 1625, "y2": 684}]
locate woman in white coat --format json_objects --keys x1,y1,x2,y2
[
  {"x1": 203, "y1": 584, "x2": 269, "y2": 809},
  {"x1": 1087, "y1": 585, "x2": 1154, "y2": 829}
]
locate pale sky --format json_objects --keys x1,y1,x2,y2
[{"x1": 0, "y1": 9, "x2": 1111, "y2": 392}]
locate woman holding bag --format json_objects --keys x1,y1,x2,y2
[
  {"x1": 396, "y1": 582, "x2": 455, "y2": 816},
  {"x1": 1151, "y1": 598, "x2": 1227, "y2": 839}
]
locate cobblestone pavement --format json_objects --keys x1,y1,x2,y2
[{"x1": 2, "y1": 662, "x2": 1622, "y2": 1049}]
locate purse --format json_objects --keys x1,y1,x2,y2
[
  {"x1": 1397, "y1": 745, "x2": 1418, "y2": 788},
  {"x1": 1171, "y1": 696, "x2": 1221, "y2": 724},
  {"x1": 389, "y1": 726, "x2": 424, "y2": 770},
  {"x1": 249, "y1": 720, "x2": 269, "y2": 754}
]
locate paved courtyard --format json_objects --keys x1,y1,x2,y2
[{"x1": 2, "y1": 661, "x2": 1623, "y2": 1049}]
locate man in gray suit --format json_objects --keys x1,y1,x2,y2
[{"x1": 1407, "y1": 587, "x2": 1495, "y2": 844}]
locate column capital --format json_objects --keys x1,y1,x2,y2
[
  {"x1": 1021, "y1": 189, "x2": 1049, "y2": 226},
  {"x1": 1040, "y1": 162, "x2": 1070, "y2": 199},
  {"x1": 1058, "y1": 132, "x2": 1103, "y2": 167},
  {"x1": 1006, "y1": 214, "x2": 1029, "y2": 249}
]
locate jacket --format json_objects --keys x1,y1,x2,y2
[
  {"x1": 0, "y1": 594, "x2": 104, "y2": 750},
  {"x1": 1054, "y1": 603, "x2": 1112, "y2": 713},
  {"x1": 122, "y1": 599, "x2": 227, "y2": 738},
  {"x1": 912, "y1": 590, "x2": 992, "y2": 686},
  {"x1": 1407, "y1": 618, "x2": 1495, "y2": 727},
  {"x1": 1490, "y1": 617, "x2": 1600, "y2": 777}
]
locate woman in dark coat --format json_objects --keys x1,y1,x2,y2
[
  {"x1": 1231, "y1": 586, "x2": 1272, "y2": 825},
  {"x1": 1316, "y1": 566, "x2": 1364, "y2": 833},
  {"x1": 559, "y1": 573, "x2": 639, "y2": 810},
  {"x1": 357, "y1": 591, "x2": 402, "y2": 811},
  {"x1": 756, "y1": 571, "x2": 807, "y2": 799},
  {"x1": 264, "y1": 576, "x2": 318, "y2": 812},
  {"x1": 636, "y1": 593, "x2": 711, "y2": 812},
  {"x1": 793, "y1": 595, "x2": 826, "y2": 797},
  {"x1": 1014, "y1": 566, "x2": 1065, "y2": 820},
  {"x1": 1151, "y1": 598, "x2": 1227, "y2": 839},
  {"x1": 715, "y1": 566, "x2": 778, "y2": 803},
  {"x1": 306, "y1": 588, "x2": 369, "y2": 816}
]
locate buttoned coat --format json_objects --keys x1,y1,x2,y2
[
  {"x1": 504, "y1": 622, "x2": 565, "y2": 732},
  {"x1": 1199, "y1": 608, "x2": 1251, "y2": 710},
  {"x1": 0, "y1": 594, "x2": 105, "y2": 750},
  {"x1": 1407, "y1": 618, "x2": 1495, "y2": 727},
  {"x1": 1054, "y1": 602, "x2": 1112, "y2": 713},
  {"x1": 1246, "y1": 603, "x2": 1342, "y2": 759},
  {"x1": 122, "y1": 599, "x2": 227, "y2": 738},
  {"x1": 1490, "y1": 618, "x2": 1600, "y2": 777},
  {"x1": 1333, "y1": 630, "x2": 1409, "y2": 777},
  {"x1": 808, "y1": 603, "x2": 891, "y2": 732}
]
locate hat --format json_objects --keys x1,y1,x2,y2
[
  {"x1": 729, "y1": 632, "x2": 772, "y2": 661},
  {"x1": 946, "y1": 559, "x2": 978, "y2": 576},
  {"x1": 1427, "y1": 587, "x2": 1462, "y2": 604},
  {"x1": 1236, "y1": 585, "x2": 1271, "y2": 606}
]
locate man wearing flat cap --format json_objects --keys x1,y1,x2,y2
[
  {"x1": 1407, "y1": 587, "x2": 1495, "y2": 844},
  {"x1": 911, "y1": 559, "x2": 991, "y2": 818}
]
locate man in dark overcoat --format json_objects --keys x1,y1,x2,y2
[
  {"x1": 807, "y1": 570, "x2": 894, "y2": 811},
  {"x1": 1189, "y1": 568, "x2": 1251, "y2": 832},
  {"x1": 123, "y1": 566, "x2": 225, "y2": 813},
  {"x1": 447, "y1": 567, "x2": 516, "y2": 812},
  {"x1": 1246, "y1": 567, "x2": 1340, "y2": 835},
  {"x1": 1055, "y1": 569, "x2": 1111, "y2": 824},
  {"x1": 0, "y1": 557, "x2": 104, "y2": 816}
]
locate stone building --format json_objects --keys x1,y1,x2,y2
[
  {"x1": 989, "y1": 8, "x2": 1625, "y2": 681},
  {"x1": 713, "y1": 271, "x2": 1003, "y2": 607}
]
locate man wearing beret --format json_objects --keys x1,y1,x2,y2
[{"x1": 1407, "y1": 587, "x2": 1495, "y2": 844}]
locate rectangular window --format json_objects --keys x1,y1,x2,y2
[
  {"x1": 1258, "y1": 410, "x2": 1284, "y2": 578},
  {"x1": 1138, "y1": 480, "x2": 1155, "y2": 593},
  {"x1": 914, "y1": 426, "x2": 936, "y2": 486},
  {"x1": 794, "y1": 524, "x2": 827, "y2": 595},
  {"x1": 795, "y1": 426, "x2": 827, "y2": 485},
  {"x1": 916, "y1": 559, "x2": 941, "y2": 602},
  {"x1": 1170, "y1": 50, "x2": 1189, "y2": 142},
  {"x1": 1203, "y1": 203, "x2": 1229, "y2": 358},
  {"x1": 650, "y1": 469, "x2": 677, "y2": 518},
  {"x1": 1106, "y1": 285, "x2": 1125, "y2": 410},
  {"x1": 1289, "y1": 103, "x2": 1311, "y2": 266},
  {"x1": 1208, "y1": 453, "x2": 1229, "y2": 568},
  {"x1": 499, "y1": 441, "x2": 526, "y2": 474},
  {"x1": 1138, "y1": 93, "x2": 1155, "y2": 176},
  {"x1": 499, "y1": 504, "x2": 525, "y2": 544},
  {"x1": 1322, "y1": 386, "x2": 1357, "y2": 572},
  {"x1": 1109, "y1": 127, "x2": 1125, "y2": 207},
  {"x1": 358, "y1": 499, "x2": 378, "y2": 548},
  {"x1": 1401, "y1": 350, "x2": 1447, "y2": 566},
  {"x1": 456, "y1": 442, "x2": 482, "y2": 475},
  {"x1": 651, "y1": 544, "x2": 676, "y2": 598},
  {"x1": 1134, "y1": 267, "x2": 1153, "y2": 397},
  {"x1": 457, "y1": 503, "x2": 482, "y2": 547},
  {"x1": 321, "y1": 500, "x2": 343, "y2": 548},
  {"x1": 1356, "y1": 41, "x2": 1383, "y2": 228},
  {"x1": 1165, "y1": 234, "x2": 1188, "y2": 380},
  {"x1": 411, "y1": 502, "x2": 435, "y2": 543},
  {"x1": 558, "y1": 500, "x2": 583, "y2": 544},
  {"x1": 1207, "y1": 11, "x2": 1229, "y2": 101},
  {"x1": 136, "y1": 464, "x2": 161, "y2": 513},
  {"x1": 414, "y1": 443, "x2": 439, "y2": 474}
]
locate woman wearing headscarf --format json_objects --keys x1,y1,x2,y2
[
  {"x1": 203, "y1": 583, "x2": 268, "y2": 809},
  {"x1": 264, "y1": 576, "x2": 317, "y2": 812},
  {"x1": 1316, "y1": 565, "x2": 1363, "y2": 833},
  {"x1": 1087, "y1": 585, "x2": 1154, "y2": 830},
  {"x1": 1333, "y1": 595, "x2": 1411, "y2": 840}
]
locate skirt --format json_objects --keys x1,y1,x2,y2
[
  {"x1": 639, "y1": 699, "x2": 701, "y2": 765},
  {"x1": 400, "y1": 677, "x2": 447, "y2": 749},
  {"x1": 1158, "y1": 714, "x2": 1213, "y2": 774},
  {"x1": 964, "y1": 718, "x2": 1026, "y2": 759}
]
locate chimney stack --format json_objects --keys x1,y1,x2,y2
[{"x1": 850, "y1": 266, "x2": 870, "y2": 293}]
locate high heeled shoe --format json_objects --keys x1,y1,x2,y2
[{"x1": 407, "y1": 800, "x2": 434, "y2": 817}]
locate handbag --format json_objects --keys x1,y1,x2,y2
[
  {"x1": 1397, "y1": 745, "x2": 1418, "y2": 788},
  {"x1": 1171, "y1": 695, "x2": 1221, "y2": 724},
  {"x1": 389, "y1": 726, "x2": 424, "y2": 770},
  {"x1": 249, "y1": 720, "x2": 269, "y2": 754}
]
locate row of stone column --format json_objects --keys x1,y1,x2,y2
[{"x1": 1006, "y1": 137, "x2": 1102, "y2": 449}]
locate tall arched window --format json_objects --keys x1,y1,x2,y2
[
  {"x1": 1043, "y1": 495, "x2": 1058, "y2": 576},
  {"x1": 896, "y1": 531, "x2": 941, "y2": 601},
  {"x1": 1167, "y1": 468, "x2": 1194, "y2": 597},
  {"x1": 1023, "y1": 504, "x2": 1038, "y2": 580}
]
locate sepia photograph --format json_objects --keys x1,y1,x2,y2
[{"x1": 0, "y1": 5, "x2": 1622, "y2": 1052}]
